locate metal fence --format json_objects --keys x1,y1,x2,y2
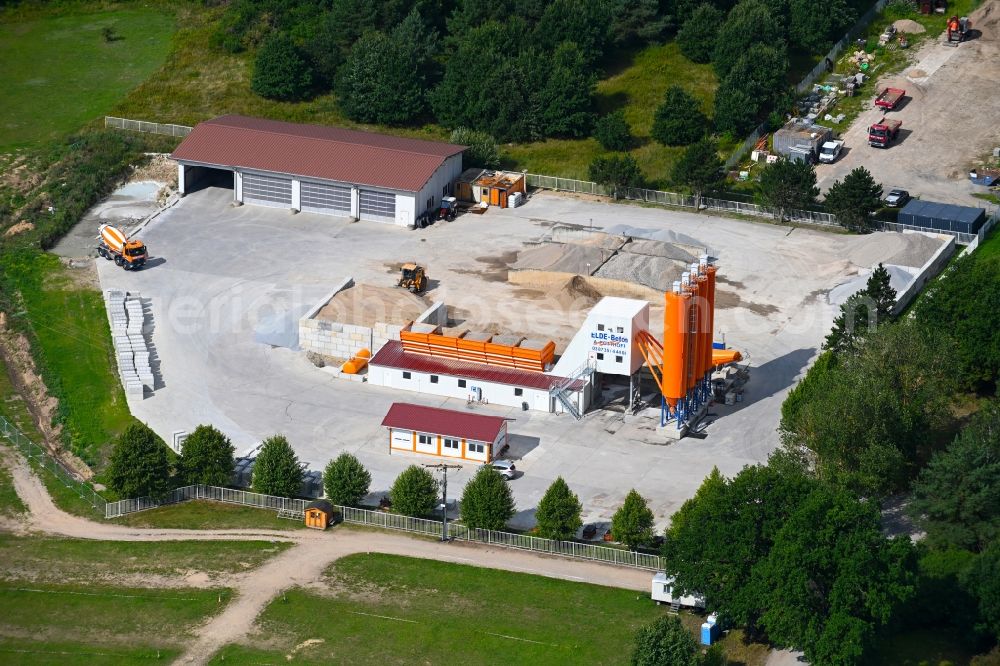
[
  {"x1": 105, "y1": 116, "x2": 192, "y2": 137},
  {"x1": 879, "y1": 221, "x2": 977, "y2": 245},
  {"x1": 108, "y1": 484, "x2": 664, "y2": 570},
  {"x1": 796, "y1": 0, "x2": 891, "y2": 93},
  {"x1": 0, "y1": 416, "x2": 107, "y2": 514},
  {"x1": 525, "y1": 173, "x2": 839, "y2": 227}
]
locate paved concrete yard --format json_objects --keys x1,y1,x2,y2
[{"x1": 96, "y1": 187, "x2": 944, "y2": 530}]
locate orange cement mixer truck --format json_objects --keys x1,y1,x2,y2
[{"x1": 97, "y1": 224, "x2": 148, "y2": 270}]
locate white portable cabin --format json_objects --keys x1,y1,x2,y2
[{"x1": 651, "y1": 572, "x2": 706, "y2": 609}]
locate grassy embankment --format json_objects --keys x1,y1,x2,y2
[
  {"x1": 211, "y1": 553, "x2": 770, "y2": 665},
  {"x1": 0, "y1": 5, "x2": 175, "y2": 151},
  {"x1": 112, "y1": 4, "x2": 719, "y2": 189}
]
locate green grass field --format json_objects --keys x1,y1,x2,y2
[
  {"x1": 0, "y1": 535, "x2": 290, "y2": 582},
  {"x1": 0, "y1": 583, "x2": 225, "y2": 659},
  {"x1": 0, "y1": 6, "x2": 175, "y2": 151},
  {"x1": 1, "y1": 252, "x2": 132, "y2": 466},
  {"x1": 209, "y1": 553, "x2": 763, "y2": 666},
  {"x1": 115, "y1": 500, "x2": 306, "y2": 530}
]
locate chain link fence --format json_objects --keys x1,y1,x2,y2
[
  {"x1": 105, "y1": 116, "x2": 192, "y2": 138},
  {"x1": 526, "y1": 174, "x2": 839, "y2": 227},
  {"x1": 0, "y1": 416, "x2": 107, "y2": 514}
]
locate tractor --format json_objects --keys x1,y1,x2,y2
[{"x1": 397, "y1": 263, "x2": 428, "y2": 294}]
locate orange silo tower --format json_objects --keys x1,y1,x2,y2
[
  {"x1": 662, "y1": 287, "x2": 691, "y2": 409},
  {"x1": 702, "y1": 261, "x2": 718, "y2": 388}
]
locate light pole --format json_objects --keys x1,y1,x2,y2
[{"x1": 424, "y1": 463, "x2": 462, "y2": 541}]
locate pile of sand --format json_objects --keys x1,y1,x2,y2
[
  {"x1": 316, "y1": 284, "x2": 429, "y2": 327},
  {"x1": 621, "y1": 239, "x2": 699, "y2": 263},
  {"x1": 511, "y1": 243, "x2": 612, "y2": 274},
  {"x1": 594, "y1": 253, "x2": 687, "y2": 292},
  {"x1": 841, "y1": 232, "x2": 946, "y2": 269},
  {"x1": 553, "y1": 275, "x2": 603, "y2": 309},
  {"x1": 829, "y1": 265, "x2": 917, "y2": 306},
  {"x1": 893, "y1": 19, "x2": 926, "y2": 33},
  {"x1": 971, "y1": 0, "x2": 998, "y2": 32}
]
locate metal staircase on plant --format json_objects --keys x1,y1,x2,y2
[{"x1": 549, "y1": 362, "x2": 595, "y2": 420}]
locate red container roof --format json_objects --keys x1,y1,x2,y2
[{"x1": 381, "y1": 402, "x2": 507, "y2": 443}]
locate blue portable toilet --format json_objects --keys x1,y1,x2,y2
[{"x1": 701, "y1": 613, "x2": 720, "y2": 645}]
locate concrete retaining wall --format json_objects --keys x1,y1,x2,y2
[
  {"x1": 299, "y1": 276, "x2": 411, "y2": 360},
  {"x1": 891, "y1": 232, "x2": 956, "y2": 315}
]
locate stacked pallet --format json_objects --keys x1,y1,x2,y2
[{"x1": 104, "y1": 289, "x2": 154, "y2": 398}]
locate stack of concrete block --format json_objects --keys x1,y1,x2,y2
[
  {"x1": 372, "y1": 321, "x2": 405, "y2": 353},
  {"x1": 300, "y1": 318, "x2": 374, "y2": 360},
  {"x1": 104, "y1": 289, "x2": 154, "y2": 398}
]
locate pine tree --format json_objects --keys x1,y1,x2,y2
[
  {"x1": 252, "y1": 435, "x2": 302, "y2": 498},
  {"x1": 825, "y1": 167, "x2": 883, "y2": 231},
  {"x1": 612, "y1": 489, "x2": 655, "y2": 550},
  {"x1": 535, "y1": 477, "x2": 583, "y2": 540},
  {"x1": 651, "y1": 86, "x2": 708, "y2": 146},
  {"x1": 178, "y1": 424, "x2": 235, "y2": 487},
  {"x1": 671, "y1": 138, "x2": 724, "y2": 207},
  {"x1": 323, "y1": 453, "x2": 372, "y2": 507},
  {"x1": 107, "y1": 423, "x2": 171, "y2": 499},
  {"x1": 866, "y1": 263, "x2": 897, "y2": 322},
  {"x1": 460, "y1": 465, "x2": 516, "y2": 530},
  {"x1": 251, "y1": 33, "x2": 314, "y2": 102}
]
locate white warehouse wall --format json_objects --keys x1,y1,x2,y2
[
  {"x1": 367, "y1": 364, "x2": 585, "y2": 415},
  {"x1": 415, "y1": 154, "x2": 464, "y2": 218}
]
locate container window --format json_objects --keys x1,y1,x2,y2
[
  {"x1": 615, "y1": 355, "x2": 623, "y2": 363},
  {"x1": 458, "y1": 379, "x2": 467, "y2": 388},
  {"x1": 597, "y1": 324, "x2": 604, "y2": 331},
  {"x1": 468, "y1": 441, "x2": 484, "y2": 454},
  {"x1": 617, "y1": 326, "x2": 624, "y2": 333},
  {"x1": 443, "y1": 438, "x2": 460, "y2": 451},
  {"x1": 402, "y1": 371, "x2": 411, "y2": 379},
  {"x1": 430, "y1": 375, "x2": 439, "y2": 384},
  {"x1": 514, "y1": 388, "x2": 523, "y2": 396},
  {"x1": 418, "y1": 434, "x2": 433, "y2": 446},
  {"x1": 597, "y1": 353, "x2": 604, "y2": 360}
]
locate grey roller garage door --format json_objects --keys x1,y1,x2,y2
[
  {"x1": 301, "y1": 181, "x2": 351, "y2": 214},
  {"x1": 243, "y1": 173, "x2": 292, "y2": 206},
  {"x1": 359, "y1": 189, "x2": 396, "y2": 222}
]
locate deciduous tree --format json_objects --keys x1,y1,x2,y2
[
  {"x1": 535, "y1": 477, "x2": 583, "y2": 540},
  {"x1": 651, "y1": 86, "x2": 708, "y2": 146},
  {"x1": 323, "y1": 452, "x2": 372, "y2": 507},
  {"x1": 630, "y1": 615, "x2": 700, "y2": 666},
  {"x1": 390, "y1": 465, "x2": 439, "y2": 517},
  {"x1": 178, "y1": 424, "x2": 235, "y2": 487},
  {"x1": 107, "y1": 422, "x2": 171, "y2": 499},
  {"x1": 589, "y1": 154, "x2": 643, "y2": 200},
  {"x1": 450, "y1": 128, "x2": 502, "y2": 169},
  {"x1": 677, "y1": 4, "x2": 726, "y2": 63},
  {"x1": 252, "y1": 435, "x2": 302, "y2": 498},
  {"x1": 713, "y1": 0, "x2": 785, "y2": 79},
  {"x1": 460, "y1": 465, "x2": 516, "y2": 530},
  {"x1": 825, "y1": 167, "x2": 883, "y2": 231},
  {"x1": 962, "y1": 542, "x2": 1000, "y2": 640},
  {"x1": 611, "y1": 489, "x2": 655, "y2": 550}
]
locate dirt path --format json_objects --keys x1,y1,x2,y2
[{"x1": 2, "y1": 448, "x2": 651, "y2": 665}]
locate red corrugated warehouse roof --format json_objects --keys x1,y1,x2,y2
[
  {"x1": 370, "y1": 341, "x2": 584, "y2": 392},
  {"x1": 381, "y1": 403, "x2": 507, "y2": 443},
  {"x1": 171, "y1": 115, "x2": 465, "y2": 192}
]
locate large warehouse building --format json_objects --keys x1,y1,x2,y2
[{"x1": 171, "y1": 115, "x2": 465, "y2": 227}]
